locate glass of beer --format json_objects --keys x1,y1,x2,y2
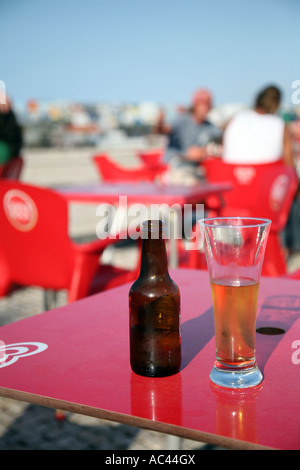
[{"x1": 199, "y1": 217, "x2": 271, "y2": 388}]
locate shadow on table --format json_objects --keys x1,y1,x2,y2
[
  {"x1": 180, "y1": 295, "x2": 300, "y2": 374},
  {"x1": 181, "y1": 307, "x2": 215, "y2": 370},
  {"x1": 255, "y1": 295, "x2": 300, "y2": 373}
]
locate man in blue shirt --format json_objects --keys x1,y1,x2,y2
[{"x1": 155, "y1": 89, "x2": 222, "y2": 184}]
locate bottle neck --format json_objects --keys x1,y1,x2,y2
[{"x1": 139, "y1": 236, "x2": 169, "y2": 277}]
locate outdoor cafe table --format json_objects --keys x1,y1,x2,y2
[
  {"x1": 0, "y1": 268, "x2": 300, "y2": 450},
  {"x1": 57, "y1": 181, "x2": 231, "y2": 267},
  {"x1": 57, "y1": 181, "x2": 230, "y2": 206}
]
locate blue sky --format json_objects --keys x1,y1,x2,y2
[{"x1": 0, "y1": 0, "x2": 299, "y2": 107}]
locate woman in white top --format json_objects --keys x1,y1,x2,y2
[{"x1": 223, "y1": 85, "x2": 295, "y2": 167}]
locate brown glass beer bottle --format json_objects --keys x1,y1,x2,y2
[{"x1": 129, "y1": 220, "x2": 181, "y2": 377}]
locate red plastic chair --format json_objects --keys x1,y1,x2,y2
[
  {"x1": 0, "y1": 180, "x2": 139, "y2": 304},
  {"x1": 0, "y1": 156, "x2": 23, "y2": 179},
  {"x1": 199, "y1": 158, "x2": 299, "y2": 276},
  {"x1": 136, "y1": 149, "x2": 164, "y2": 167},
  {"x1": 93, "y1": 153, "x2": 167, "y2": 182},
  {"x1": 286, "y1": 268, "x2": 300, "y2": 280}
]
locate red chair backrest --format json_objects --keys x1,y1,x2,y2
[
  {"x1": 203, "y1": 158, "x2": 298, "y2": 232},
  {"x1": 0, "y1": 180, "x2": 75, "y2": 295},
  {"x1": 93, "y1": 153, "x2": 166, "y2": 182},
  {"x1": 137, "y1": 149, "x2": 164, "y2": 166},
  {"x1": 1, "y1": 156, "x2": 23, "y2": 179}
]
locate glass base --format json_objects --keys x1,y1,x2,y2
[{"x1": 210, "y1": 362, "x2": 263, "y2": 389}]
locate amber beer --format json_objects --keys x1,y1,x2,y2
[
  {"x1": 211, "y1": 277, "x2": 259, "y2": 368},
  {"x1": 200, "y1": 217, "x2": 271, "y2": 388},
  {"x1": 129, "y1": 220, "x2": 181, "y2": 377}
]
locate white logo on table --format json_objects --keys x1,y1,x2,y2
[{"x1": 0, "y1": 341, "x2": 48, "y2": 368}]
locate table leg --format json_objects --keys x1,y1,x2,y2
[
  {"x1": 43, "y1": 289, "x2": 58, "y2": 311},
  {"x1": 166, "y1": 434, "x2": 182, "y2": 450}
]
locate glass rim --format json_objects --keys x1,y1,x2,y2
[{"x1": 198, "y1": 216, "x2": 272, "y2": 229}]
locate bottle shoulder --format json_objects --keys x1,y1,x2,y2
[{"x1": 129, "y1": 274, "x2": 179, "y2": 298}]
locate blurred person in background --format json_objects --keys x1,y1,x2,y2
[
  {"x1": 155, "y1": 88, "x2": 222, "y2": 184},
  {"x1": 222, "y1": 85, "x2": 295, "y2": 167},
  {"x1": 223, "y1": 84, "x2": 299, "y2": 256},
  {"x1": 0, "y1": 94, "x2": 23, "y2": 165}
]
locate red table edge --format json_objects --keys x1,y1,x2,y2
[{"x1": 0, "y1": 385, "x2": 275, "y2": 451}]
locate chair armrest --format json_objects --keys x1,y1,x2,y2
[
  {"x1": 71, "y1": 226, "x2": 140, "y2": 254},
  {"x1": 72, "y1": 236, "x2": 119, "y2": 255},
  {"x1": 68, "y1": 227, "x2": 140, "y2": 302}
]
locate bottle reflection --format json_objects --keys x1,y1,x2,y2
[
  {"x1": 130, "y1": 372, "x2": 182, "y2": 425},
  {"x1": 211, "y1": 383, "x2": 262, "y2": 444}
]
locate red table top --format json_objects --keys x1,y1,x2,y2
[
  {"x1": 57, "y1": 181, "x2": 231, "y2": 205},
  {"x1": 0, "y1": 268, "x2": 299, "y2": 450}
]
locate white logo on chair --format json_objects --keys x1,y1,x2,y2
[
  {"x1": 269, "y1": 174, "x2": 289, "y2": 211},
  {"x1": 0, "y1": 341, "x2": 48, "y2": 368},
  {"x1": 233, "y1": 167, "x2": 256, "y2": 185},
  {"x1": 3, "y1": 189, "x2": 38, "y2": 232}
]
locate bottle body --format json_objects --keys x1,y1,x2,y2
[{"x1": 129, "y1": 220, "x2": 181, "y2": 377}]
